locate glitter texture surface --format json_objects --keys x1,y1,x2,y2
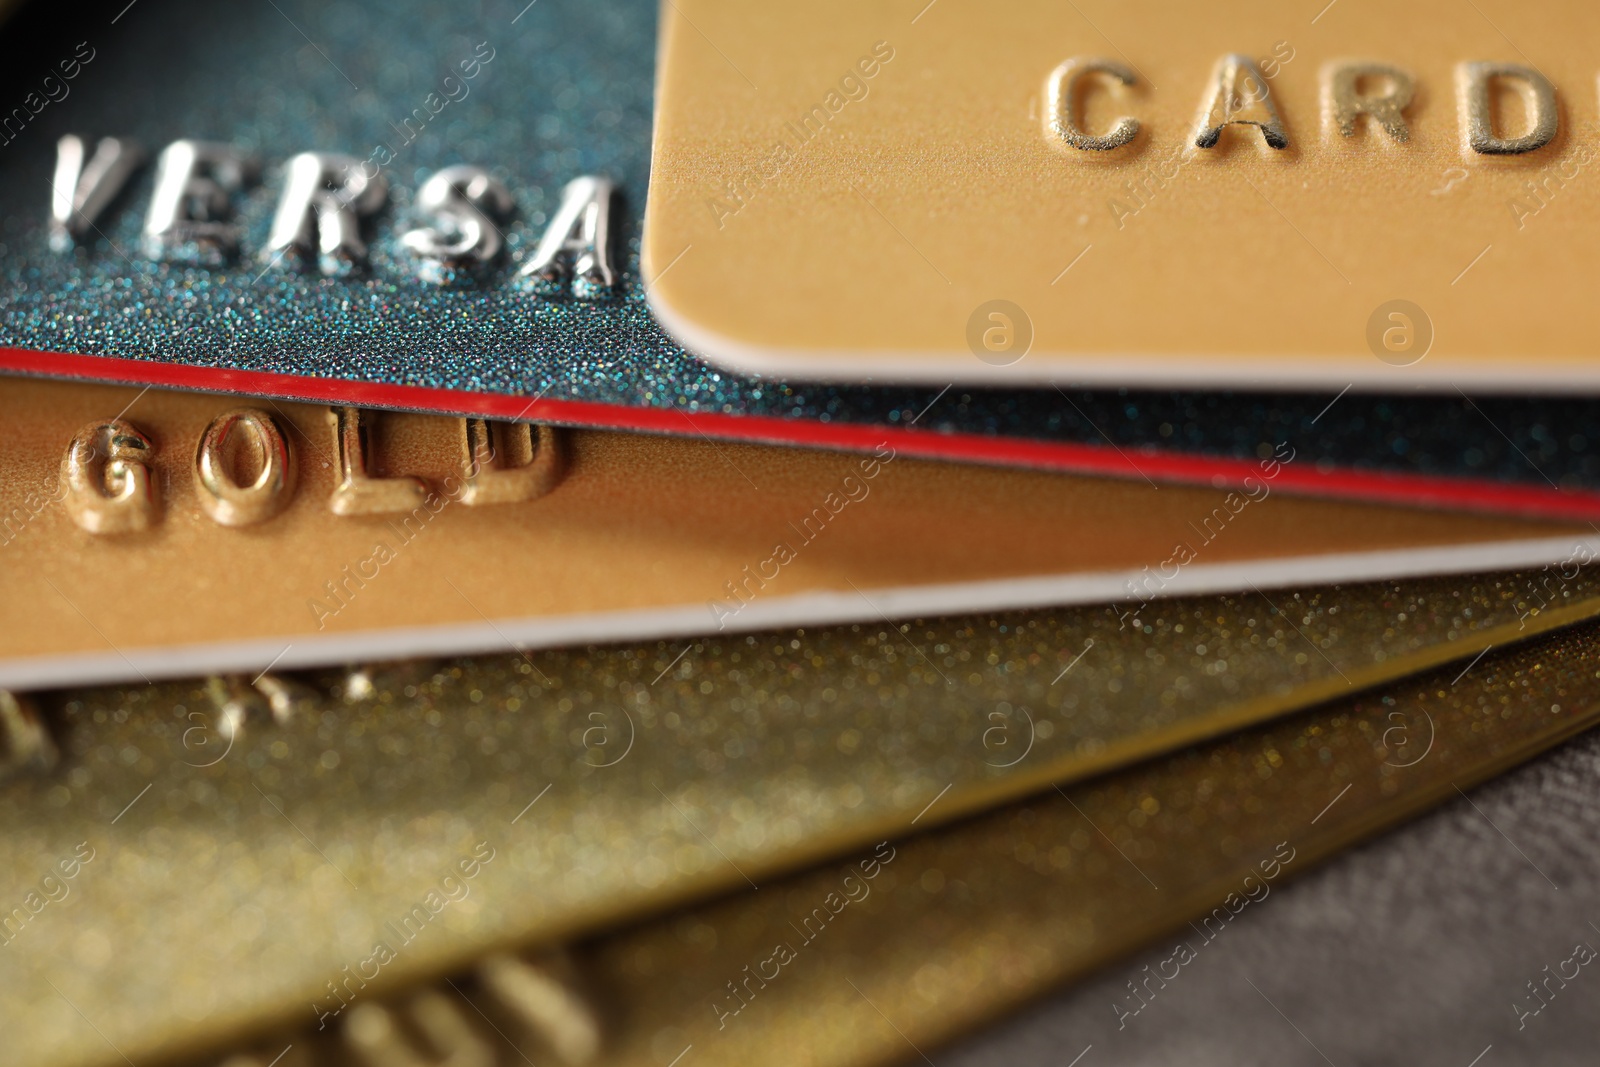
[
  {"x1": 0, "y1": 0, "x2": 1596, "y2": 498},
  {"x1": 12, "y1": 574, "x2": 1600, "y2": 1067}
]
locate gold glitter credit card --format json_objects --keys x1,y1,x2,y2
[
  {"x1": 237, "y1": 621, "x2": 1600, "y2": 1067},
  {"x1": 10, "y1": 585, "x2": 1600, "y2": 1067},
  {"x1": 645, "y1": 0, "x2": 1600, "y2": 387},
  {"x1": 2, "y1": 378, "x2": 1595, "y2": 688},
  {"x1": 6, "y1": 585, "x2": 1593, "y2": 1067}
]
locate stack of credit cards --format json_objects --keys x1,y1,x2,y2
[{"x1": 2, "y1": 0, "x2": 1597, "y2": 1063}]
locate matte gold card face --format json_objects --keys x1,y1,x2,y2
[
  {"x1": 646, "y1": 0, "x2": 1600, "y2": 387},
  {"x1": 0, "y1": 378, "x2": 1591, "y2": 687}
]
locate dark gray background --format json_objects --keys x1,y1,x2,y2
[{"x1": 949, "y1": 728, "x2": 1600, "y2": 1066}]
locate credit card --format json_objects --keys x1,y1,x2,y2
[
  {"x1": 2, "y1": 0, "x2": 1600, "y2": 521},
  {"x1": 27, "y1": 601, "x2": 1600, "y2": 1067},
  {"x1": 514, "y1": 623, "x2": 1600, "y2": 1067},
  {"x1": 418, "y1": 624, "x2": 1600, "y2": 1067},
  {"x1": 647, "y1": 0, "x2": 1600, "y2": 392},
  {"x1": 4, "y1": 378, "x2": 1598, "y2": 688}
]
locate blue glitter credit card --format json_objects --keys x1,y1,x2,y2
[{"x1": 0, "y1": 0, "x2": 1596, "y2": 521}]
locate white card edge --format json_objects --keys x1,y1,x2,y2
[{"x1": 5, "y1": 533, "x2": 1594, "y2": 690}]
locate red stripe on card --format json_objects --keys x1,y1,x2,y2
[{"x1": 3, "y1": 345, "x2": 1596, "y2": 522}]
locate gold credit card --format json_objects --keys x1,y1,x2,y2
[
  {"x1": 3, "y1": 378, "x2": 1593, "y2": 688},
  {"x1": 646, "y1": 0, "x2": 1600, "y2": 387},
  {"x1": 522, "y1": 621, "x2": 1600, "y2": 1067},
  {"x1": 53, "y1": 607, "x2": 1600, "y2": 1067}
]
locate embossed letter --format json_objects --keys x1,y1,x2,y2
[
  {"x1": 1193, "y1": 54, "x2": 1288, "y2": 150},
  {"x1": 1325, "y1": 62, "x2": 1415, "y2": 143},
  {"x1": 327, "y1": 407, "x2": 429, "y2": 517},
  {"x1": 143, "y1": 140, "x2": 259, "y2": 264},
  {"x1": 476, "y1": 953, "x2": 601, "y2": 1064},
  {"x1": 0, "y1": 692, "x2": 58, "y2": 781},
  {"x1": 1458, "y1": 62, "x2": 1559, "y2": 155},
  {"x1": 400, "y1": 165, "x2": 514, "y2": 285},
  {"x1": 515, "y1": 175, "x2": 616, "y2": 299},
  {"x1": 263, "y1": 152, "x2": 387, "y2": 275},
  {"x1": 458, "y1": 419, "x2": 563, "y2": 506},
  {"x1": 195, "y1": 408, "x2": 298, "y2": 527},
  {"x1": 1045, "y1": 57, "x2": 1141, "y2": 152},
  {"x1": 345, "y1": 995, "x2": 495, "y2": 1067},
  {"x1": 60, "y1": 419, "x2": 157, "y2": 534},
  {"x1": 50, "y1": 135, "x2": 144, "y2": 252}
]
